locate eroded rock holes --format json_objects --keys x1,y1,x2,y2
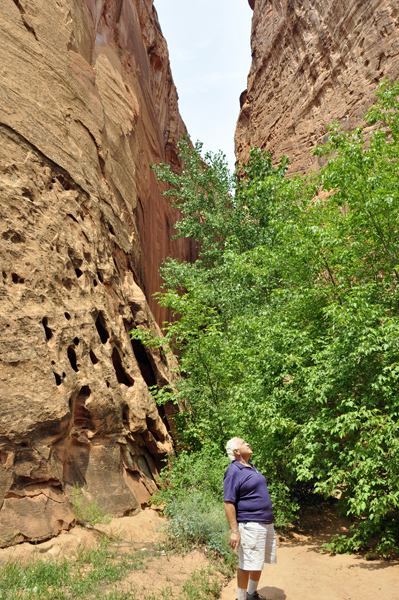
[
  {"x1": 130, "y1": 335, "x2": 171, "y2": 433},
  {"x1": 42, "y1": 317, "x2": 53, "y2": 340},
  {"x1": 11, "y1": 273, "x2": 24, "y2": 284},
  {"x1": 21, "y1": 188, "x2": 34, "y2": 201},
  {"x1": 89, "y1": 350, "x2": 99, "y2": 365},
  {"x1": 95, "y1": 312, "x2": 109, "y2": 344},
  {"x1": 112, "y1": 348, "x2": 134, "y2": 387},
  {"x1": 73, "y1": 386, "x2": 94, "y2": 430},
  {"x1": 2, "y1": 231, "x2": 25, "y2": 244},
  {"x1": 130, "y1": 337, "x2": 156, "y2": 386},
  {"x1": 122, "y1": 405, "x2": 130, "y2": 430},
  {"x1": 67, "y1": 346, "x2": 78, "y2": 372}
]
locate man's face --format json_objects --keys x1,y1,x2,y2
[{"x1": 235, "y1": 439, "x2": 253, "y2": 458}]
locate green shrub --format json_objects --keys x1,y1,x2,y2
[
  {"x1": 71, "y1": 484, "x2": 111, "y2": 527},
  {"x1": 152, "y1": 448, "x2": 238, "y2": 568},
  {"x1": 163, "y1": 491, "x2": 230, "y2": 555}
]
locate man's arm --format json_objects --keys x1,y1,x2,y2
[{"x1": 224, "y1": 501, "x2": 240, "y2": 552}]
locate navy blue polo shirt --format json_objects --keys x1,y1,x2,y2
[{"x1": 223, "y1": 461, "x2": 273, "y2": 524}]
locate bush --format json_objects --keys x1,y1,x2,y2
[
  {"x1": 153, "y1": 449, "x2": 234, "y2": 558},
  {"x1": 163, "y1": 491, "x2": 230, "y2": 555},
  {"x1": 71, "y1": 484, "x2": 111, "y2": 527}
]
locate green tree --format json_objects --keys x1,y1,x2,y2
[{"x1": 133, "y1": 81, "x2": 399, "y2": 555}]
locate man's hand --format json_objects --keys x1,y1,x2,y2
[
  {"x1": 229, "y1": 530, "x2": 241, "y2": 553},
  {"x1": 224, "y1": 502, "x2": 240, "y2": 552}
]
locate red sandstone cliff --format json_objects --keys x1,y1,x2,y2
[
  {"x1": 0, "y1": 0, "x2": 194, "y2": 546},
  {"x1": 236, "y1": 0, "x2": 399, "y2": 173}
]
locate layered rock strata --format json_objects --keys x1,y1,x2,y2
[
  {"x1": 0, "y1": 0, "x2": 193, "y2": 546},
  {"x1": 237, "y1": 0, "x2": 399, "y2": 172}
]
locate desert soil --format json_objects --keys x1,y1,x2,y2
[
  {"x1": 106, "y1": 548, "x2": 219, "y2": 598},
  {"x1": 221, "y1": 508, "x2": 399, "y2": 600}
]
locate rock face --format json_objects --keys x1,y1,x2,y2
[
  {"x1": 237, "y1": 0, "x2": 399, "y2": 173},
  {"x1": 0, "y1": 0, "x2": 194, "y2": 546}
]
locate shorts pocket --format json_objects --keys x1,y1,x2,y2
[{"x1": 240, "y1": 525, "x2": 258, "y2": 550}]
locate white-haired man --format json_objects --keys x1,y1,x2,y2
[{"x1": 224, "y1": 438, "x2": 276, "y2": 600}]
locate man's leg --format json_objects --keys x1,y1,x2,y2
[
  {"x1": 247, "y1": 570, "x2": 262, "y2": 596},
  {"x1": 237, "y1": 523, "x2": 266, "y2": 599},
  {"x1": 237, "y1": 569, "x2": 250, "y2": 600},
  {"x1": 237, "y1": 569, "x2": 262, "y2": 599}
]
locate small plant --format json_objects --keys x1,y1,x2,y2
[
  {"x1": 179, "y1": 567, "x2": 221, "y2": 600},
  {"x1": 71, "y1": 483, "x2": 112, "y2": 527}
]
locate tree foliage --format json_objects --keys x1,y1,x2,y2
[{"x1": 132, "y1": 81, "x2": 399, "y2": 556}]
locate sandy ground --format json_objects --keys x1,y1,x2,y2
[
  {"x1": 221, "y1": 509, "x2": 399, "y2": 600},
  {"x1": 108, "y1": 548, "x2": 219, "y2": 598}
]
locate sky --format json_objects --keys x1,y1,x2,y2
[{"x1": 154, "y1": 0, "x2": 253, "y2": 171}]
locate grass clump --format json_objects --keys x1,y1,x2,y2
[
  {"x1": 144, "y1": 567, "x2": 221, "y2": 600},
  {"x1": 0, "y1": 538, "x2": 143, "y2": 600},
  {"x1": 179, "y1": 566, "x2": 221, "y2": 599},
  {"x1": 71, "y1": 484, "x2": 112, "y2": 527}
]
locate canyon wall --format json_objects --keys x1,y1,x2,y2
[
  {"x1": 0, "y1": 0, "x2": 194, "y2": 546},
  {"x1": 237, "y1": 0, "x2": 399, "y2": 173}
]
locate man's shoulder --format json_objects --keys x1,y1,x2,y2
[
  {"x1": 224, "y1": 461, "x2": 238, "y2": 477},
  {"x1": 224, "y1": 461, "x2": 242, "y2": 480}
]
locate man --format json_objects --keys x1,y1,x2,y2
[{"x1": 223, "y1": 438, "x2": 276, "y2": 600}]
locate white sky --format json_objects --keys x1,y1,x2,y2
[{"x1": 154, "y1": 0, "x2": 253, "y2": 171}]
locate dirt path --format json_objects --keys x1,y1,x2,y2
[{"x1": 221, "y1": 510, "x2": 399, "y2": 600}]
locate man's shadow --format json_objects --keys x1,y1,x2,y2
[{"x1": 258, "y1": 585, "x2": 286, "y2": 599}]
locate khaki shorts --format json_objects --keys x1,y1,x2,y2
[{"x1": 238, "y1": 522, "x2": 277, "y2": 571}]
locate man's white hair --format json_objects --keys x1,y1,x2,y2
[{"x1": 226, "y1": 437, "x2": 240, "y2": 462}]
